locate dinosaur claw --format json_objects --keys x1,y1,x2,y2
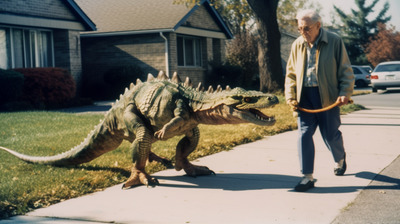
[
  {"x1": 146, "y1": 179, "x2": 159, "y2": 188},
  {"x1": 123, "y1": 167, "x2": 159, "y2": 189},
  {"x1": 183, "y1": 163, "x2": 216, "y2": 177}
]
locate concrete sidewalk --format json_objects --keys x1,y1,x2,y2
[{"x1": 2, "y1": 106, "x2": 400, "y2": 223}]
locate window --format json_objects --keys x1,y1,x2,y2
[
  {"x1": 177, "y1": 36, "x2": 202, "y2": 67},
  {"x1": 352, "y1": 67, "x2": 362, "y2": 74},
  {"x1": 0, "y1": 28, "x2": 10, "y2": 69},
  {"x1": 0, "y1": 27, "x2": 54, "y2": 69}
]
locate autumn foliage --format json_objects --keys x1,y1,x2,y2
[{"x1": 365, "y1": 24, "x2": 400, "y2": 67}]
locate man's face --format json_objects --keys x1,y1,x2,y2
[{"x1": 298, "y1": 18, "x2": 321, "y2": 44}]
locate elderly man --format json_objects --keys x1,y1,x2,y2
[{"x1": 285, "y1": 10, "x2": 354, "y2": 192}]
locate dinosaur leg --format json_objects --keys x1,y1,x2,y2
[
  {"x1": 122, "y1": 105, "x2": 159, "y2": 189},
  {"x1": 148, "y1": 152, "x2": 174, "y2": 168},
  {"x1": 175, "y1": 127, "x2": 215, "y2": 177},
  {"x1": 122, "y1": 127, "x2": 159, "y2": 189}
]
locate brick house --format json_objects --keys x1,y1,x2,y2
[
  {"x1": 75, "y1": 0, "x2": 233, "y2": 99},
  {"x1": 0, "y1": 0, "x2": 96, "y2": 89}
]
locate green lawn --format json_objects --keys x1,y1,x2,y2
[{"x1": 0, "y1": 97, "x2": 364, "y2": 218}]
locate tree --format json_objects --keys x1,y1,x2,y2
[
  {"x1": 220, "y1": 0, "x2": 254, "y2": 35},
  {"x1": 334, "y1": 0, "x2": 391, "y2": 64},
  {"x1": 247, "y1": 0, "x2": 284, "y2": 92},
  {"x1": 365, "y1": 23, "x2": 400, "y2": 67},
  {"x1": 277, "y1": 0, "x2": 318, "y2": 34},
  {"x1": 175, "y1": 0, "x2": 284, "y2": 92},
  {"x1": 225, "y1": 32, "x2": 258, "y2": 89}
]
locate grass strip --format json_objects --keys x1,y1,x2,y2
[{"x1": 0, "y1": 98, "x2": 363, "y2": 218}]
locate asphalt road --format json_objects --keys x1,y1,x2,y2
[{"x1": 353, "y1": 86, "x2": 400, "y2": 107}]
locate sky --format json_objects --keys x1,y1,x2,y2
[{"x1": 310, "y1": 0, "x2": 400, "y2": 30}]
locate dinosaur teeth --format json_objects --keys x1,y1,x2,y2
[{"x1": 256, "y1": 115, "x2": 271, "y2": 121}]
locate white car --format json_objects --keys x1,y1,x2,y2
[{"x1": 371, "y1": 61, "x2": 400, "y2": 92}]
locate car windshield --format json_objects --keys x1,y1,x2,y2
[{"x1": 375, "y1": 64, "x2": 400, "y2": 72}]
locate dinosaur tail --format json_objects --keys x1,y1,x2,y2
[{"x1": 0, "y1": 121, "x2": 123, "y2": 166}]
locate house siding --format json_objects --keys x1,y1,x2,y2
[
  {"x1": 0, "y1": 0, "x2": 78, "y2": 21},
  {"x1": 78, "y1": 2, "x2": 231, "y2": 99},
  {"x1": 0, "y1": 0, "x2": 91, "y2": 93},
  {"x1": 81, "y1": 33, "x2": 166, "y2": 99},
  {"x1": 185, "y1": 5, "x2": 220, "y2": 31},
  {"x1": 53, "y1": 30, "x2": 83, "y2": 91},
  {"x1": 172, "y1": 5, "x2": 227, "y2": 87}
]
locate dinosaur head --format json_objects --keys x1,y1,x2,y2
[{"x1": 194, "y1": 87, "x2": 279, "y2": 126}]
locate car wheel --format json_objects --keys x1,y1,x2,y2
[{"x1": 372, "y1": 87, "x2": 377, "y2": 93}]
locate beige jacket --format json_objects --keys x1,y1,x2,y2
[{"x1": 285, "y1": 28, "x2": 354, "y2": 108}]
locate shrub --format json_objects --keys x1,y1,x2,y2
[
  {"x1": 0, "y1": 69, "x2": 24, "y2": 105},
  {"x1": 205, "y1": 62, "x2": 245, "y2": 89},
  {"x1": 13, "y1": 67, "x2": 76, "y2": 107}
]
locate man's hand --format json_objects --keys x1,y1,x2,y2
[
  {"x1": 336, "y1": 96, "x2": 350, "y2": 106},
  {"x1": 287, "y1": 99, "x2": 299, "y2": 111}
]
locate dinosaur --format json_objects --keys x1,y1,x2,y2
[{"x1": 0, "y1": 71, "x2": 279, "y2": 189}]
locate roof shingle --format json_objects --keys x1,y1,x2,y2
[{"x1": 75, "y1": 0, "x2": 194, "y2": 33}]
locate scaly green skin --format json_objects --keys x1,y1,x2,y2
[{"x1": 0, "y1": 72, "x2": 278, "y2": 189}]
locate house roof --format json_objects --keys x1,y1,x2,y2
[
  {"x1": 75, "y1": 0, "x2": 232, "y2": 39},
  {"x1": 65, "y1": 0, "x2": 97, "y2": 31},
  {"x1": 0, "y1": 0, "x2": 96, "y2": 31}
]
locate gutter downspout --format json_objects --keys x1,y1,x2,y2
[{"x1": 159, "y1": 32, "x2": 169, "y2": 77}]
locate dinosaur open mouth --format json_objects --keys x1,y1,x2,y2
[{"x1": 248, "y1": 108, "x2": 275, "y2": 122}]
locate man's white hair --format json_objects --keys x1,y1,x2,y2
[{"x1": 296, "y1": 9, "x2": 322, "y2": 25}]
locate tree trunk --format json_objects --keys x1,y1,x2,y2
[{"x1": 247, "y1": 0, "x2": 284, "y2": 92}]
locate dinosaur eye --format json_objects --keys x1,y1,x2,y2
[{"x1": 244, "y1": 97, "x2": 252, "y2": 103}]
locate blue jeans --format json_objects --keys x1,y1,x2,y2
[{"x1": 298, "y1": 87, "x2": 346, "y2": 174}]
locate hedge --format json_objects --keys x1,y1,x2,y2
[
  {"x1": 13, "y1": 67, "x2": 76, "y2": 107},
  {"x1": 0, "y1": 69, "x2": 24, "y2": 105}
]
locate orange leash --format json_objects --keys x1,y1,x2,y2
[{"x1": 297, "y1": 99, "x2": 353, "y2": 113}]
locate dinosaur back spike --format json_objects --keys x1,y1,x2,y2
[
  {"x1": 136, "y1": 78, "x2": 143, "y2": 85},
  {"x1": 171, "y1": 72, "x2": 182, "y2": 84},
  {"x1": 226, "y1": 85, "x2": 231, "y2": 91},
  {"x1": 157, "y1": 71, "x2": 168, "y2": 81},
  {"x1": 147, "y1": 73, "x2": 155, "y2": 82},
  {"x1": 196, "y1": 82, "x2": 204, "y2": 92},
  {"x1": 184, "y1": 77, "x2": 192, "y2": 88},
  {"x1": 129, "y1": 82, "x2": 135, "y2": 89},
  {"x1": 207, "y1": 85, "x2": 214, "y2": 93}
]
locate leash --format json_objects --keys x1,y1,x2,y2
[{"x1": 297, "y1": 99, "x2": 353, "y2": 113}]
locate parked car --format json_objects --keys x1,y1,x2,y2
[
  {"x1": 359, "y1": 65, "x2": 373, "y2": 74},
  {"x1": 351, "y1": 65, "x2": 371, "y2": 87},
  {"x1": 370, "y1": 61, "x2": 400, "y2": 92}
]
